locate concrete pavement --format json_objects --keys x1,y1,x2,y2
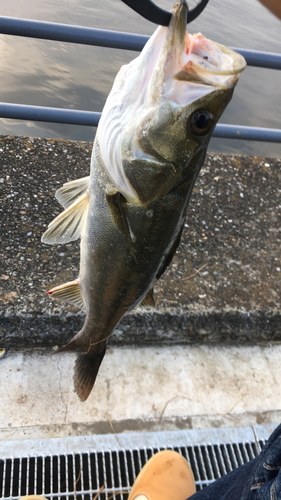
[{"x1": 0, "y1": 344, "x2": 280, "y2": 441}]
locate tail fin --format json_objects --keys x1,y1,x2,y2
[{"x1": 73, "y1": 346, "x2": 106, "y2": 402}]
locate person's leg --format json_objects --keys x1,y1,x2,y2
[{"x1": 188, "y1": 424, "x2": 281, "y2": 500}]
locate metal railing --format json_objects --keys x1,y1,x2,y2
[{"x1": 0, "y1": 16, "x2": 281, "y2": 143}]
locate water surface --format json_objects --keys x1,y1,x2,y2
[{"x1": 0, "y1": 0, "x2": 280, "y2": 157}]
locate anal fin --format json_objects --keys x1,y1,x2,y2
[
  {"x1": 74, "y1": 346, "x2": 106, "y2": 401},
  {"x1": 42, "y1": 191, "x2": 89, "y2": 245},
  {"x1": 140, "y1": 288, "x2": 155, "y2": 308},
  {"x1": 56, "y1": 176, "x2": 90, "y2": 208},
  {"x1": 47, "y1": 279, "x2": 85, "y2": 310},
  {"x1": 106, "y1": 190, "x2": 137, "y2": 263}
]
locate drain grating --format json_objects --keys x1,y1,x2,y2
[{"x1": 0, "y1": 436, "x2": 265, "y2": 500}]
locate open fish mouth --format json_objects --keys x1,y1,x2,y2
[
  {"x1": 149, "y1": 0, "x2": 247, "y2": 104},
  {"x1": 97, "y1": 0, "x2": 246, "y2": 205}
]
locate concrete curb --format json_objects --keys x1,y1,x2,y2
[
  {"x1": 2, "y1": 309, "x2": 281, "y2": 348},
  {"x1": 1, "y1": 135, "x2": 280, "y2": 347}
]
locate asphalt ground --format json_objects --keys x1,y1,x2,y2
[{"x1": 1, "y1": 135, "x2": 280, "y2": 347}]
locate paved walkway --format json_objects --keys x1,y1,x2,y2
[{"x1": 0, "y1": 344, "x2": 280, "y2": 442}]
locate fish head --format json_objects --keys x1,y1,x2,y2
[{"x1": 97, "y1": 0, "x2": 246, "y2": 206}]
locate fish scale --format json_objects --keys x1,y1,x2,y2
[{"x1": 41, "y1": 0, "x2": 246, "y2": 401}]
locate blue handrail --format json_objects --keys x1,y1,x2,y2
[
  {"x1": 0, "y1": 102, "x2": 280, "y2": 143},
  {"x1": 0, "y1": 16, "x2": 280, "y2": 69}
]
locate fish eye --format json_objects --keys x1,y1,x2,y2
[{"x1": 190, "y1": 110, "x2": 215, "y2": 136}]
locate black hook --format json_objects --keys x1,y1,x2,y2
[{"x1": 120, "y1": 0, "x2": 210, "y2": 25}]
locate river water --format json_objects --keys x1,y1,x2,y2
[{"x1": 0, "y1": 0, "x2": 280, "y2": 157}]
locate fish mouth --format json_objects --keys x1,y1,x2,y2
[
  {"x1": 173, "y1": 35, "x2": 247, "y2": 87},
  {"x1": 97, "y1": 1, "x2": 246, "y2": 206},
  {"x1": 155, "y1": 0, "x2": 247, "y2": 104}
]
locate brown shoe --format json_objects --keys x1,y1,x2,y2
[
  {"x1": 128, "y1": 450, "x2": 196, "y2": 500},
  {"x1": 19, "y1": 497, "x2": 47, "y2": 500}
]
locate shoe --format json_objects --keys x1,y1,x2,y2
[
  {"x1": 20, "y1": 497, "x2": 47, "y2": 500},
  {"x1": 128, "y1": 449, "x2": 196, "y2": 500}
]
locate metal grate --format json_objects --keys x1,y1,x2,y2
[{"x1": 0, "y1": 440, "x2": 265, "y2": 500}]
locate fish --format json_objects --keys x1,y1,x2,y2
[{"x1": 42, "y1": 0, "x2": 246, "y2": 401}]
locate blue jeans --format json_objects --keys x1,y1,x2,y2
[{"x1": 189, "y1": 424, "x2": 281, "y2": 500}]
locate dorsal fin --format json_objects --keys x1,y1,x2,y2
[
  {"x1": 42, "y1": 192, "x2": 89, "y2": 244},
  {"x1": 56, "y1": 176, "x2": 90, "y2": 208},
  {"x1": 47, "y1": 279, "x2": 85, "y2": 310},
  {"x1": 140, "y1": 288, "x2": 155, "y2": 308}
]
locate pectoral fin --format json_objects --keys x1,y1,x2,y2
[
  {"x1": 106, "y1": 190, "x2": 137, "y2": 263},
  {"x1": 56, "y1": 176, "x2": 90, "y2": 208},
  {"x1": 42, "y1": 192, "x2": 89, "y2": 244},
  {"x1": 123, "y1": 158, "x2": 182, "y2": 207},
  {"x1": 47, "y1": 279, "x2": 85, "y2": 310}
]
